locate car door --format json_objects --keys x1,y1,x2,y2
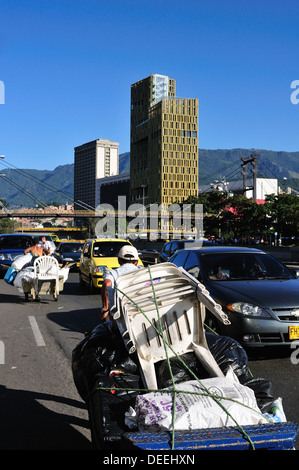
[
  {"x1": 169, "y1": 250, "x2": 189, "y2": 269},
  {"x1": 183, "y1": 251, "x2": 201, "y2": 280},
  {"x1": 80, "y1": 241, "x2": 92, "y2": 280},
  {"x1": 160, "y1": 242, "x2": 171, "y2": 262}
]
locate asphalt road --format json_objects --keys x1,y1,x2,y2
[
  {"x1": 0, "y1": 271, "x2": 299, "y2": 451},
  {"x1": 0, "y1": 271, "x2": 101, "y2": 450}
]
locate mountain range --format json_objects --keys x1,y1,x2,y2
[{"x1": 0, "y1": 148, "x2": 298, "y2": 207}]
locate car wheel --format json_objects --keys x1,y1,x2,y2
[
  {"x1": 89, "y1": 277, "x2": 96, "y2": 294},
  {"x1": 79, "y1": 272, "x2": 85, "y2": 288}
]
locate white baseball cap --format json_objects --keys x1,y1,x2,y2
[{"x1": 118, "y1": 245, "x2": 139, "y2": 261}]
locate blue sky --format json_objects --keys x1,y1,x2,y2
[{"x1": 0, "y1": 0, "x2": 298, "y2": 171}]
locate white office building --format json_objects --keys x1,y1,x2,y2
[{"x1": 74, "y1": 139, "x2": 119, "y2": 210}]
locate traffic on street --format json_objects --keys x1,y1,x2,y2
[{"x1": 1, "y1": 271, "x2": 299, "y2": 450}]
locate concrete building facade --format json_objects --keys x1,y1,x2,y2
[
  {"x1": 96, "y1": 172, "x2": 130, "y2": 208},
  {"x1": 130, "y1": 74, "x2": 199, "y2": 207},
  {"x1": 74, "y1": 138, "x2": 119, "y2": 210}
]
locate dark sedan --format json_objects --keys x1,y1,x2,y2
[
  {"x1": 160, "y1": 239, "x2": 214, "y2": 262},
  {"x1": 168, "y1": 246, "x2": 299, "y2": 349},
  {"x1": 55, "y1": 241, "x2": 84, "y2": 270}
]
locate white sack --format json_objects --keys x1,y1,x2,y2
[
  {"x1": 135, "y1": 373, "x2": 268, "y2": 432},
  {"x1": 59, "y1": 267, "x2": 69, "y2": 282},
  {"x1": 14, "y1": 268, "x2": 35, "y2": 289},
  {"x1": 12, "y1": 254, "x2": 32, "y2": 270}
]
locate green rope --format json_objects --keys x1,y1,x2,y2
[
  {"x1": 111, "y1": 265, "x2": 257, "y2": 449},
  {"x1": 93, "y1": 384, "x2": 268, "y2": 421},
  {"x1": 147, "y1": 265, "x2": 177, "y2": 449},
  {"x1": 115, "y1": 271, "x2": 257, "y2": 449}
]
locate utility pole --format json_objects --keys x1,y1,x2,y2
[{"x1": 241, "y1": 154, "x2": 258, "y2": 202}]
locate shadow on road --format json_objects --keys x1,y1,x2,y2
[
  {"x1": 0, "y1": 384, "x2": 92, "y2": 450},
  {"x1": 47, "y1": 306, "x2": 100, "y2": 337},
  {"x1": 247, "y1": 346, "x2": 292, "y2": 361}
]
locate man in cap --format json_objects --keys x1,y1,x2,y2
[{"x1": 100, "y1": 245, "x2": 141, "y2": 322}]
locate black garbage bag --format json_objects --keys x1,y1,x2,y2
[
  {"x1": 206, "y1": 332, "x2": 249, "y2": 381},
  {"x1": 241, "y1": 376, "x2": 275, "y2": 412},
  {"x1": 72, "y1": 322, "x2": 138, "y2": 401},
  {"x1": 156, "y1": 333, "x2": 250, "y2": 389},
  {"x1": 156, "y1": 352, "x2": 210, "y2": 388}
]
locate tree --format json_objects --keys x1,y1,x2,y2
[
  {"x1": 0, "y1": 198, "x2": 9, "y2": 208},
  {"x1": 220, "y1": 195, "x2": 268, "y2": 239},
  {"x1": 0, "y1": 217, "x2": 19, "y2": 233},
  {"x1": 264, "y1": 193, "x2": 299, "y2": 237},
  {"x1": 183, "y1": 193, "x2": 228, "y2": 237}
]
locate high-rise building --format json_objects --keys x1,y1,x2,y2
[
  {"x1": 74, "y1": 138, "x2": 119, "y2": 210},
  {"x1": 130, "y1": 74, "x2": 198, "y2": 207}
]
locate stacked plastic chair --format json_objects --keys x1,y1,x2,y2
[
  {"x1": 33, "y1": 255, "x2": 60, "y2": 300},
  {"x1": 112, "y1": 262, "x2": 230, "y2": 390}
]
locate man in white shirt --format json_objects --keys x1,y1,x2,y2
[
  {"x1": 40, "y1": 236, "x2": 54, "y2": 255},
  {"x1": 101, "y1": 245, "x2": 140, "y2": 322}
]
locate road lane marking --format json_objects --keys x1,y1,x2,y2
[
  {"x1": 28, "y1": 316, "x2": 45, "y2": 346},
  {"x1": 0, "y1": 340, "x2": 4, "y2": 364}
]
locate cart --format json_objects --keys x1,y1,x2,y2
[
  {"x1": 13, "y1": 256, "x2": 69, "y2": 301},
  {"x1": 22, "y1": 276, "x2": 65, "y2": 301},
  {"x1": 72, "y1": 263, "x2": 299, "y2": 450}
]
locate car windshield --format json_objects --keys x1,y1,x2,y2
[
  {"x1": 60, "y1": 243, "x2": 83, "y2": 253},
  {"x1": 92, "y1": 241, "x2": 131, "y2": 257},
  {"x1": 201, "y1": 252, "x2": 294, "y2": 280},
  {"x1": 0, "y1": 236, "x2": 33, "y2": 249}
]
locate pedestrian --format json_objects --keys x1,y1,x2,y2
[
  {"x1": 23, "y1": 239, "x2": 50, "y2": 267},
  {"x1": 101, "y1": 245, "x2": 141, "y2": 322},
  {"x1": 40, "y1": 236, "x2": 54, "y2": 254}
]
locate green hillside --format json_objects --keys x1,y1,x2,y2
[
  {"x1": 0, "y1": 149, "x2": 298, "y2": 207},
  {"x1": 197, "y1": 149, "x2": 299, "y2": 185},
  {"x1": 0, "y1": 164, "x2": 74, "y2": 207}
]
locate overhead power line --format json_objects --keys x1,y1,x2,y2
[
  {"x1": 0, "y1": 174, "x2": 59, "y2": 214},
  {"x1": 0, "y1": 160, "x2": 73, "y2": 201},
  {"x1": 0, "y1": 159, "x2": 92, "y2": 211}
]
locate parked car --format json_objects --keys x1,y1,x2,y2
[
  {"x1": 55, "y1": 241, "x2": 84, "y2": 270},
  {"x1": 168, "y1": 246, "x2": 299, "y2": 349},
  {"x1": 138, "y1": 248, "x2": 160, "y2": 265},
  {"x1": 160, "y1": 239, "x2": 214, "y2": 262},
  {"x1": 0, "y1": 233, "x2": 54, "y2": 274},
  {"x1": 79, "y1": 238, "x2": 143, "y2": 292}
]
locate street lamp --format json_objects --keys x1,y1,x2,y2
[
  {"x1": 0, "y1": 155, "x2": 5, "y2": 159},
  {"x1": 141, "y1": 184, "x2": 147, "y2": 237}
]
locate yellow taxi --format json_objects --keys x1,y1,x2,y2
[
  {"x1": 50, "y1": 234, "x2": 61, "y2": 246},
  {"x1": 79, "y1": 238, "x2": 143, "y2": 292}
]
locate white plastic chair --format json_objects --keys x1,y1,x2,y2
[
  {"x1": 33, "y1": 256, "x2": 60, "y2": 299},
  {"x1": 113, "y1": 263, "x2": 231, "y2": 390}
]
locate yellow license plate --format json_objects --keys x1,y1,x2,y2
[{"x1": 289, "y1": 326, "x2": 299, "y2": 340}]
